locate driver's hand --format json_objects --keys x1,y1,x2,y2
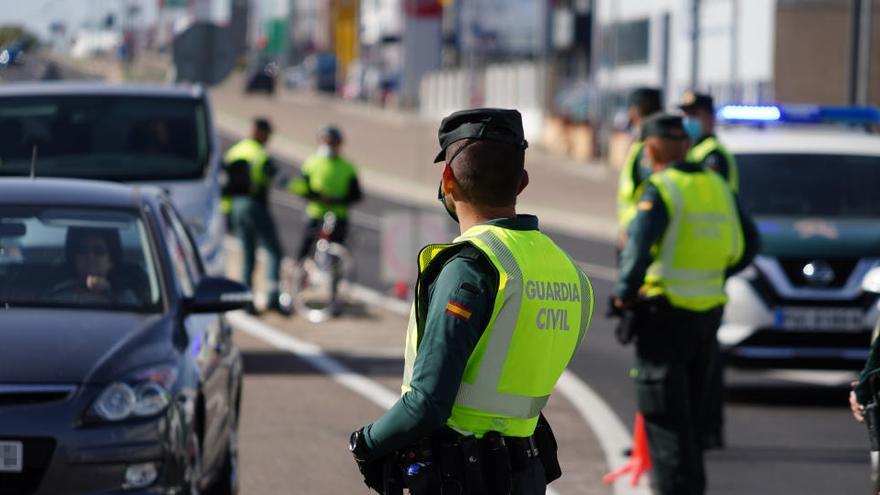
[
  {"x1": 86, "y1": 275, "x2": 111, "y2": 292},
  {"x1": 850, "y1": 381, "x2": 865, "y2": 423}
]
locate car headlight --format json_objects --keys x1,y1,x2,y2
[
  {"x1": 91, "y1": 365, "x2": 177, "y2": 422},
  {"x1": 864, "y1": 266, "x2": 880, "y2": 294}
]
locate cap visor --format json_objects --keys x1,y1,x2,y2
[{"x1": 433, "y1": 149, "x2": 446, "y2": 163}]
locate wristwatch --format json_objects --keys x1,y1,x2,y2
[{"x1": 349, "y1": 428, "x2": 370, "y2": 461}]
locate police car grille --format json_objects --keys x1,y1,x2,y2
[
  {"x1": 0, "y1": 385, "x2": 75, "y2": 407},
  {"x1": 778, "y1": 257, "x2": 858, "y2": 288}
]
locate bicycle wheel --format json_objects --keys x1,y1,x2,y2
[{"x1": 290, "y1": 241, "x2": 355, "y2": 323}]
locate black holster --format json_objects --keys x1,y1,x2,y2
[{"x1": 534, "y1": 414, "x2": 561, "y2": 484}]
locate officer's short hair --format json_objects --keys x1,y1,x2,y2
[
  {"x1": 254, "y1": 118, "x2": 272, "y2": 134},
  {"x1": 447, "y1": 139, "x2": 525, "y2": 207},
  {"x1": 627, "y1": 88, "x2": 663, "y2": 118}
]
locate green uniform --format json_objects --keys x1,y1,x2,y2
[
  {"x1": 687, "y1": 135, "x2": 739, "y2": 192},
  {"x1": 365, "y1": 216, "x2": 593, "y2": 491},
  {"x1": 223, "y1": 138, "x2": 283, "y2": 301},
  {"x1": 616, "y1": 162, "x2": 759, "y2": 495}
]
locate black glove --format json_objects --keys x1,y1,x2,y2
[{"x1": 350, "y1": 428, "x2": 384, "y2": 493}]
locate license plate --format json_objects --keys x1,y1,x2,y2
[
  {"x1": 0, "y1": 441, "x2": 22, "y2": 473},
  {"x1": 775, "y1": 307, "x2": 865, "y2": 332}
]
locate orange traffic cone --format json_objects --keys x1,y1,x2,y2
[{"x1": 602, "y1": 412, "x2": 652, "y2": 486}]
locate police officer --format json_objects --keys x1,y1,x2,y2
[
  {"x1": 349, "y1": 109, "x2": 594, "y2": 494},
  {"x1": 223, "y1": 117, "x2": 286, "y2": 314},
  {"x1": 617, "y1": 87, "x2": 663, "y2": 249},
  {"x1": 288, "y1": 125, "x2": 362, "y2": 261},
  {"x1": 679, "y1": 91, "x2": 739, "y2": 191},
  {"x1": 679, "y1": 91, "x2": 740, "y2": 448},
  {"x1": 614, "y1": 114, "x2": 759, "y2": 495}
]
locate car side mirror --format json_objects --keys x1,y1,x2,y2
[{"x1": 186, "y1": 277, "x2": 252, "y2": 313}]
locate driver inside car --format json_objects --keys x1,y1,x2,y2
[{"x1": 44, "y1": 227, "x2": 139, "y2": 305}]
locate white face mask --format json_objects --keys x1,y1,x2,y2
[{"x1": 318, "y1": 144, "x2": 336, "y2": 157}]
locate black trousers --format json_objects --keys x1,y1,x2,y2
[
  {"x1": 511, "y1": 458, "x2": 547, "y2": 495},
  {"x1": 632, "y1": 300, "x2": 723, "y2": 495}
]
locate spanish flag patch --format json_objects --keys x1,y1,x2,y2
[{"x1": 445, "y1": 301, "x2": 472, "y2": 321}]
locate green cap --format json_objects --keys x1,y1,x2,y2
[
  {"x1": 677, "y1": 91, "x2": 714, "y2": 112},
  {"x1": 640, "y1": 113, "x2": 688, "y2": 141},
  {"x1": 434, "y1": 108, "x2": 529, "y2": 163}
]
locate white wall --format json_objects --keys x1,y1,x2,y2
[{"x1": 361, "y1": 0, "x2": 402, "y2": 45}]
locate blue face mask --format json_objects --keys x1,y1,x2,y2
[{"x1": 683, "y1": 117, "x2": 703, "y2": 142}]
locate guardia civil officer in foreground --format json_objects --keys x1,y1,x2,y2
[
  {"x1": 616, "y1": 87, "x2": 663, "y2": 249},
  {"x1": 614, "y1": 114, "x2": 759, "y2": 495},
  {"x1": 679, "y1": 91, "x2": 739, "y2": 191},
  {"x1": 222, "y1": 117, "x2": 287, "y2": 314},
  {"x1": 349, "y1": 109, "x2": 594, "y2": 495}
]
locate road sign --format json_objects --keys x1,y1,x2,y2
[{"x1": 172, "y1": 23, "x2": 237, "y2": 86}]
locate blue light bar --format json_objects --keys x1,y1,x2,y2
[
  {"x1": 718, "y1": 105, "x2": 781, "y2": 121},
  {"x1": 717, "y1": 104, "x2": 880, "y2": 125}
]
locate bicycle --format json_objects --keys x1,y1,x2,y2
[{"x1": 284, "y1": 212, "x2": 355, "y2": 323}]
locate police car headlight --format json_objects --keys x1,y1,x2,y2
[
  {"x1": 91, "y1": 365, "x2": 177, "y2": 422},
  {"x1": 863, "y1": 266, "x2": 880, "y2": 294}
]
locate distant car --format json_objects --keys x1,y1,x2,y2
[
  {"x1": 0, "y1": 178, "x2": 247, "y2": 494},
  {"x1": 0, "y1": 41, "x2": 26, "y2": 66},
  {"x1": 716, "y1": 104, "x2": 880, "y2": 368},
  {"x1": 244, "y1": 60, "x2": 277, "y2": 94},
  {"x1": 0, "y1": 82, "x2": 227, "y2": 275}
]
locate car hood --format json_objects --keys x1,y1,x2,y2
[
  {"x1": 756, "y1": 216, "x2": 880, "y2": 258},
  {"x1": 0, "y1": 308, "x2": 172, "y2": 384}
]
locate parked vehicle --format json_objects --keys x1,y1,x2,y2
[{"x1": 0, "y1": 178, "x2": 248, "y2": 494}]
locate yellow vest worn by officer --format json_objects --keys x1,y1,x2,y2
[
  {"x1": 687, "y1": 136, "x2": 739, "y2": 192},
  {"x1": 222, "y1": 138, "x2": 272, "y2": 213},
  {"x1": 401, "y1": 224, "x2": 594, "y2": 438},
  {"x1": 617, "y1": 141, "x2": 647, "y2": 228},
  {"x1": 288, "y1": 154, "x2": 358, "y2": 220},
  {"x1": 642, "y1": 167, "x2": 744, "y2": 311}
]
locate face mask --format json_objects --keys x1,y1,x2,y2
[
  {"x1": 683, "y1": 117, "x2": 703, "y2": 142},
  {"x1": 437, "y1": 182, "x2": 459, "y2": 223},
  {"x1": 318, "y1": 144, "x2": 338, "y2": 157}
]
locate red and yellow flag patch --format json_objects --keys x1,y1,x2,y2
[{"x1": 444, "y1": 301, "x2": 472, "y2": 321}]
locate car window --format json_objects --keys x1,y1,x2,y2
[
  {"x1": 0, "y1": 95, "x2": 209, "y2": 181},
  {"x1": 737, "y1": 153, "x2": 880, "y2": 217},
  {"x1": 160, "y1": 205, "x2": 199, "y2": 297},
  {"x1": 0, "y1": 206, "x2": 162, "y2": 312}
]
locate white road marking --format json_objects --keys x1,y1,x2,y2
[
  {"x1": 230, "y1": 311, "x2": 562, "y2": 495},
  {"x1": 760, "y1": 369, "x2": 858, "y2": 387}
]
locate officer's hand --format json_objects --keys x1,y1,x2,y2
[
  {"x1": 349, "y1": 428, "x2": 384, "y2": 492},
  {"x1": 850, "y1": 381, "x2": 865, "y2": 423}
]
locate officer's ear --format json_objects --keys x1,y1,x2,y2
[
  {"x1": 516, "y1": 169, "x2": 529, "y2": 195},
  {"x1": 442, "y1": 163, "x2": 457, "y2": 197}
]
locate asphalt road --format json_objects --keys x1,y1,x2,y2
[{"x1": 2, "y1": 58, "x2": 871, "y2": 494}]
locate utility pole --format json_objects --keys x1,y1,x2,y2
[
  {"x1": 690, "y1": 0, "x2": 700, "y2": 90},
  {"x1": 857, "y1": 0, "x2": 873, "y2": 105},
  {"x1": 729, "y1": 0, "x2": 739, "y2": 102},
  {"x1": 848, "y1": 0, "x2": 862, "y2": 105}
]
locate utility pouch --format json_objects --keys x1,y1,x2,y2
[
  {"x1": 866, "y1": 401, "x2": 880, "y2": 452},
  {"x1": 534, "y1": 414, "x2": 562, "y2": 484},
  {"x1": 481, "y1": 431, "x2": 512, "y2": 495},
  {"x1": 401, "y1": 438, "x2": 440, "y2": 495},
  {"x1": 460, "y1": 435, "x2": 489, "y2": 495},
  {"x1": 615, "y1": 308, "x2": 638, "y2": 345},
  {"x1": 382, "y1": 459, "x2": 403, "y2": 495}
]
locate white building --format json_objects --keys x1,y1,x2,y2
[{"x1": 594, "y1": 0, "x2": 776, "y2": 106}]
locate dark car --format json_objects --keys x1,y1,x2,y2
[
  {"x1": 243, "y1": 60, "x2": 277, "y2": 94},
  {"x1": 0, "y1": 178, "x2": 248, "y2": 494}
]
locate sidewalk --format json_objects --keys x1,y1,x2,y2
[{"x1": 210, "y1": 75, "x2": 619, "y2": 242}]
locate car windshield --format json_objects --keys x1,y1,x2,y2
[
  {"x1": 0, "y1": 95, "x2": 209, "y2": 181},
  {"x1": 0, "y1": 207, "x2": 162, "y2": 312},
  {"x1": 737, "y1": 153, "x2": 880, "y2": 217}
]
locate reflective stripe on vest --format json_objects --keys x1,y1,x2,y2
[
  {"x1": 401, "y1": 225, "x2": 593, "y2": 437},
  {"x1": 617, "y1": 141, "x2": 646, "y2": 228},
  {"x1": 687, "y1": 136, "x2": 739, "y2": 192},
  {"x1": 644, "y1": 168, "x2": 743, "y2": 311}
]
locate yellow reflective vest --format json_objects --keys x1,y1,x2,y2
[
  {"x1": 288, "y1": 154, "x2": 358, "y2": 220},
  {"x1": 687, "y1": 136, "x2": 739, "y2": 192},
  {"x1": 401, "y1": 224, "x2": 594, "y2": 438},
  {"x1": 222, "y1": 138, "x2": 271, "y2": 213},
  {"x1": 617, "y1": 141, "x2": 647, "y2": 229},
  {"x1": 642, "y1": 167, "x2": 744, "y2": 311}
]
